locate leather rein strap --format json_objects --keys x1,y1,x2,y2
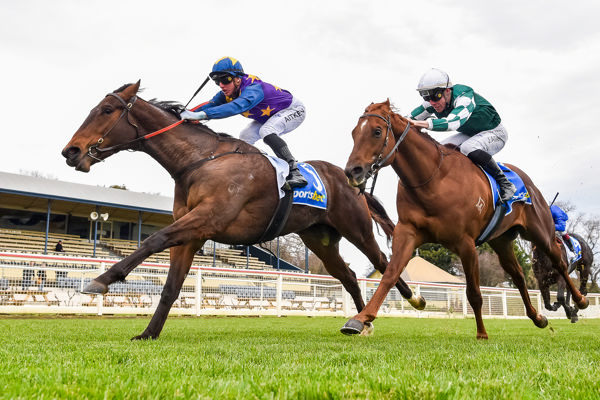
[
  {"x1": 359, "y1": 113, "x2": 410, "y2": 179},
  {"x1": 87, "y1": 93, "x2": 184, "y2": 161}
]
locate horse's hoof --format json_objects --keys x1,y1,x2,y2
[
  {"x1": 408, "y1": 294, "x2": 426, "y2": 310},
  {"x1": 571, "y1": 315, "x2": 579, "y2": 323},
  {"x1": 340, "y1": 319, "x2": 364, "y2": 335},
  {"x1": 81, "y1": 280, "x2": 108, "y2": 295},
  {"x1": 577, "y1": 296, "x2": 589, "y2": 310},
  {"x1": 131, "y1": 334, "x2": 156, "y2": 341},
  {"x1": 535, "y1": 315, "x2": 548, "y2": 329},
  {"x1": 360, "y1": 322, "x2": 374, "y2": 337}
]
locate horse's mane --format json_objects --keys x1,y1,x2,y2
[
  {"x1": 113, "y1": 83, "x2": 235, "y2": 141},
  {"x1": 372, "y1": 101, "x2": 459, "y2": 154}
]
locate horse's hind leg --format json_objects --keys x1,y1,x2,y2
[
  {"x1": 132, "y1": 243, "x2": 198, "y2": 340},
  {"x1": 527, "y1": 230, "x2": 588, "y2": 310},
  {"x1": 488, "y1": 237, "x2": 548, "y2": 330},
  {"x1": 299, "y1": 227, "x2": 365, "y2": 312}
]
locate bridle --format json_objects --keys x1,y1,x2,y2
[
  {"x1": 359, "y1": 112, "x2": 446, "y2": 189},
  {"x1": 359, "y1": 112, "x2": 410, "y2": 180},
  {"x1": 84, "y1": 92, "x2": 262, "y2": 180},
  {"x1": 87, "y1": 92, "x2": 184, "y2": 162}
]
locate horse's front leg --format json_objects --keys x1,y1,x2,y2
[
  {"x1": 456, "y1": 240, "x2": 490, "y2": 340},
  {"x1": 132, "y1": 243, "x2": 198, "y2": 340},
  {"x1": 341, "y1": 231, "x2": 415, "y2": 335},
  {"x1": 82, "y1": 208, "x2": 211, "y2": 294}
]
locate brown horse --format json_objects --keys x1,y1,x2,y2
[
  {"x1": 532, "y1": 232, "x2": 594, "y2": 322},
  {"x1": 343, "y1": 100, "x2": 588, "y2": 339},
  {"x1": 61, "y1": 82, "x2": 425, "y2": 340}
]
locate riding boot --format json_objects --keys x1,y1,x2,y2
[
  {"x1": 263, "y1": 134, "x2": 308, "y2": 189},
  {"x1": 563, "y1": 234, "x2": 575, "y2": 252},
  {"x1": 467, "y1": 149, "x2": 517, "y2": 203}
]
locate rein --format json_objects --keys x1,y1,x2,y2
[
  {"x1": 87, "y1": 92, "x2": 184, "y2": 161},
  {"x1": 87, "y1": 92, "x2": 263, "y2": 178},
  {"x1": 360, "y1": 112, "x2": 447, "y2": 190},
  {"x1": 359, "y1": 113, "x2": 410, "y2": 180}
]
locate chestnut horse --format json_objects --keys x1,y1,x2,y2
[
  {"x1": 343, "y1": 100, "x2": 588, "y2": 339},
  {"x1": 532, "y1": 232, "x2": 594, "y2": 323},
  {"x1": 61, "y1": 82, "x2": 425, "y2": 340}
]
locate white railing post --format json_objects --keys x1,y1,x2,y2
[
  {"x1": 97, "y1": 262, "x2": 105, "y2": 316},
  {"x1": 276, "y1": 274, "x2": 283, "y2": 317},
  {"x1": 462, "y1": 287, "x2": 468, "y2": 316},
  {"x1": 502, "y1": 290, "x2": 507, "y2": 318},
  {"x1": 195, "y1": 267, "x2": 202, "y2": 316},
  {"x1": 359, "y1": 279, "x2": 367, "y2": 304}
]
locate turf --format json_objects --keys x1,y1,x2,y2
[{"x1": 0, "y1": 315, "x2": 598, "y2": 399}]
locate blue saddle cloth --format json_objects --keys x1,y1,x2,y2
[
  {"x1": 563, "y1": 236, "x2": 583, "y2": 264},
  {"x1": 483, "y1": 163, "x2": 532, "y2": 214},
  {"x1": 292, "y1": 162, "x2": 328, "y2": 210}
]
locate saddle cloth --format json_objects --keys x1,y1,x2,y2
[
  {"x1": 482, "y1": 163, "x2": 532, "y2": 214},
  {"x1": 264, "y1": 156, "x2": 328, "y2": 210},
  {"x1": 561, "y1": 236, "x2": 583, "y2": 265}
]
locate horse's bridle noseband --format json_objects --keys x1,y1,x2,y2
[
  {"x1": 359, "y1": 112, "x2": 410, "y2": 179},
  {"x1": 87, "y1": 93, "x2": 141, "y2": 162}
]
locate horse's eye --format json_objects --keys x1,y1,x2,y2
[
  {"x1": 374, "y1": 127, "x2": 383, "y2": 138},
  {"x1": 101, "y1": 107, "x2": 113, "y2": 115}
]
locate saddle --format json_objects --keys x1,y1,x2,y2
[
  {"x1": 475, "y1": 163, "x2": 531, "y2": 246},
  {"x1": 256, "y1": 162, "x2": 328, "y2": 243}
]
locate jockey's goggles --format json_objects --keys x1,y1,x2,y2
[
  {"x1": 212, "y1": 74, "x2": 235, "y2": 85},
  {"x1": 420, "y1": 88, "x2": 445, "y2": 103}
]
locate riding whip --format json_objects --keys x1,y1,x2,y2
[
  {"x1": 549, "y1": 192, "x2": 559, "y2": 206},
  {"x1": 184, "y1": 76, "x2": 210, "y2": 109}
]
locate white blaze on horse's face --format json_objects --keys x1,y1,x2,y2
[{"x1": 359, "y1": 119, "x2": 369, "y2": 131}]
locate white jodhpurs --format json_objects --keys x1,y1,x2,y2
[
  {"x1": 441, "y1": 123, "x2": 508, "y2": 157},
  {"x1": 239, "y1": 97, "x2": 306, "y2": 145}
]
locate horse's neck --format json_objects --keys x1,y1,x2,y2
[
  {"x1": 390, "y1": 117, "x2": 445, "y2": 188},
  {"x1": 138, "y1": 116, "x2": 237, "y2": 179}
]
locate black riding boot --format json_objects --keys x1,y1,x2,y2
[
  {"x1": 468, "y1": 149, "x2": 517, "y2": 203},
  {"x1": 263, "y1": 134, "x2": 308, "y2": 189},
  {"x1": 563, "y1": 234, "x2": 575, "y2": 252}
]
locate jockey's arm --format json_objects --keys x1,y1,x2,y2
[{"x1": 202, "y1": 84, "x2": 265, "y2": 120}]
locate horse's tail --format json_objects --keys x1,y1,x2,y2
[{"x1": 364, "y1": 192, "x2": 395, "y2": 241}]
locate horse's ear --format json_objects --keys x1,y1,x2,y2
[
  {"x1": 384, "y1": 98, "x2": 391, "y2": 107},
  {"x1": 122, "y1": 80, "x2": 141, "y2": 100}
]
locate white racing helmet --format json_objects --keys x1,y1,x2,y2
[{"x1": 417, "y1": 68, "x2": 452, "y2": 101}]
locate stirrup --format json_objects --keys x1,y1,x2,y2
[{"x1": 286, "y1": 169, "x2": 308, "y2": 189}]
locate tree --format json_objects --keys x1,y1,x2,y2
[
  {"x1": 262, "y1": 234, "x2": 326, "y2": 274},
  {"x1": 416, "y1": 243, "x2": 459, "y2": 274}
]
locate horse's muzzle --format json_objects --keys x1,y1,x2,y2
[
  {"x1": 344, "y1": 164, "x2": 367, "y2": 187},
  {"x1": 61, "y1": 146, "x2": 91, "y2": 172}
]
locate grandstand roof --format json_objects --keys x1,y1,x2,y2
[{"x1": 0, "y1": 171, "x2": 174, "y2": 225}]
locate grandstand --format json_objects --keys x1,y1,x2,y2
[{"x1": 0, "y1": 171, "x2": 302, "y2": 272}]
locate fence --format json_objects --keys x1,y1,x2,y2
[{"x1": 1, "y1": 252, "x2": 599, "y2": 320}]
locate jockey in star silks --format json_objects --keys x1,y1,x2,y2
[
  {"x1": 408, "y1": 68, "x2": 517, "y2": 203},
  {"x1": 180, "y1": 56, "x2": 307, "y2": 189}
]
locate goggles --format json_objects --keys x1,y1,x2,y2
[
  {"x1": 212, "y1": 74, "x2": 234, "y2": 86},
  {"x1": 420, "y1": 88, "x2": 445, "y2": 103}
]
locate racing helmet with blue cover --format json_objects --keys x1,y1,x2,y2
[
  {"x1": 417, "y1": 68, "x2": 453, "y2": 102},
  {"x1": 209, "y1": 57, "x2": 245, "y2": 85}
]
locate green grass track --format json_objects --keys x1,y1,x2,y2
[{"x1": 0, "y1": 315, "x2": 598, "y2": 399}]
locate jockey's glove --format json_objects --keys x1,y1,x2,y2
[{"x1": 180, "y1": 110, "x2": 208, "y2": 121}]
